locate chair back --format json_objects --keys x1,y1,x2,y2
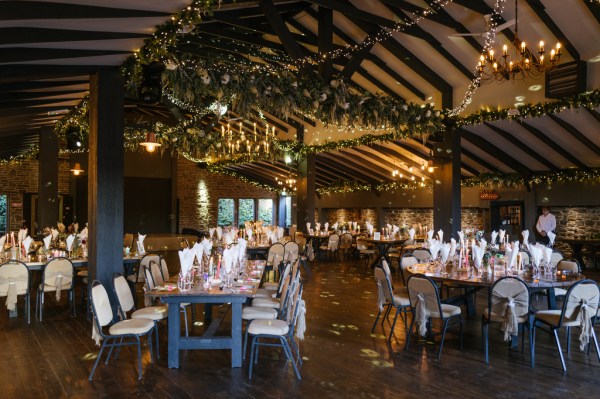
[
  {"x1": 401, "y1": 254, "x2": 419, "y2": 270},
  {"x1": 489, "y1": 276, "x2": 529, "y2": 318},
  {"x1": 550, "y1": 251, "x2": 564, "y2": 267},
  {"x1": 113, "y1": 273, "x2": 135, "y2": 316},
  {"x1": 327, "y1": 234, "x2": 340, "y2": 250},
  {"x1": 43, "y1": 257, "x2": 74, "y2": 290},
  {"x1": 284, "y1": 241, "x2": 299, "y2": 263},
  {"x1": 560, "y1": 279, "x2": 599, "y2": 325},
  {"x1": 557, "y1": 259, "x2": 580, "y2": 273},
  {"x1": 138, "y1": 253, "x2": 161, "y2": 282},
  {"x1": 295, "y1": 236, "x2": 307, "y2": 253},
  {"x1": 90, "y1": 280, "x2": 114, "y2": 329},
  {"x1": 160, "y1": 257, "x2": 169, "y2": 280},
  {"x1": 0, "y1": 261, "x2": 29, "y2": 296},
  {"x1": 381, "y1": 258, "x2": 394, "y2": 287},
  {"x1": 267, "y1": 243, "x2": 285, "y2": 266},
  {"x1": 340, "y1": 233, "x2": 353, "y2": 249},
  {"x1": 150, "y1": 260, "x2": 164, "y2": 285},
  {"x1": 288, "y1": 225, "x2": 297, "y2": 239},
  {"x1": 412, "y1": 248, "x2": 431, "y2": 263},
  {"x1": 356, "y1": 239, "x2": 369, "y2": 251},
  {"x1": 407, "y1": 274, "x2": 443, "y2": 318},
  {"x1": 143, "y1": 265, "x2": 156, "y2": 290},
  {"x1": 374, "y1": 267, "x2": 394, "y2": 308}
]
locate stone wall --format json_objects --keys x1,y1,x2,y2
[
  {"x1": 384, "y1": 208, "x2": 433, "y2": 229},
  {"x1": 177, "y1": 158, "x2": 278, "y2": 232},
  {"x1": 322, "y1": 208, "x2": 378, "y2": 229},
  {"x1": 461, "y1": 208, "x2": 488, "y2": 232},
  {"x1": 0, "y1": 158, "x2": 71, "y2": 231},
  {"x1": 553, "y1": 206, "x2": 600, "y2": 239}
]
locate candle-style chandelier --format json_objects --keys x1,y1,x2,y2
[
  {"x1": 477, "y1": 0, "x2": 561, "y2": 82},
  {"x1": 276, "y1": 170, "x2": 297, "y2": 194}
]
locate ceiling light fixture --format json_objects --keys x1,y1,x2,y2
[
  {"x1": 70, "y1": 163, "x2": 84, "y2": 176},
  {"x1": 140, "y1": 132, "x2": 161, "y2": 153},
  {"x1": 477, "y1": 0, "x2": 561, "y2": 82}
]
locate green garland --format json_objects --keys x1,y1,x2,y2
[{"x1": 206, "y1": 164, "x2": 285, "y2": 194}]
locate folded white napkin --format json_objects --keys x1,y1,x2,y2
[
  {"x1": 472, "y1": 245, "x2": 485, "y2": 268},
  {"x1": 440, "y1": 243, "x2": 451, "y2": 264},
  {"x1": 237, "y1": 238, "x2": 247, "y2": 261},
  {"x1": 192, "y1": 242, "x2": 203, "y2": 263},
  {"x1": 18, "y1": 228, "x2": 27, "y2": 242},
  {"x1": 368, "y1": 225, "x2": 373, "y2": 236},
  {"x1": 522, "y1": 230, "x2": 529, "y2": 245},
  {"x1": 508, "y1": 241, "x2": 520, "y2": 268},
  {"x1": 209, "y1": 227, "x2": 216, "y2": 239},
  {"x1": 429, "y1": 239, "x2": 441, "y2": 260},
  {"x1": 409, "y1": 228, "x2": 415, "y2": 240},
  {"x1": 43, "y1": 235, "x2": 51, "y2": 250},
  {"x1": 216, "y1": 227, "x2": 223, "y2": 240},
  {"x1": 51, "y1": 228, "x2": 59, "y2": 240},
  {"x1": 224, "y1": 231, "x2": 234, "y2": 244},
  {"x1": 427, "y1": 230, "x2": 434, "y2": 242},
  {"x1": 547, "y1": 231, "x2": 556, "y2": 245},
  {"x1": 499, "y1": 229, "x2": 505, "y2": 244},
  {"x1": 315, "y1": 223, "x2": 321, "y2": 232},
  {"x1": 437, "y1": 229, "x2": 444, "y2": 242},
  {"x1": 66, "y1": 235, "x2": 75, "y2": 251},
  {"x1": 543, "y1": 246, "x2": 553, "y2": 265},
  {"x1": 324, "y1": 222, "x2": 329, "y2": 232},
  {"x1": 0, "y1": 234, "x2": 6, "y2": 250},
  {"x1": 352, "y1": 221, "x2": 357, "y2": 230},
  {"x1": 222, "y1": 248, "x2": 233, "y2": 274},
  {"x1": 202, "y1": 237, "x2": 213, "y2": 257},
  {"x1": 137, "y1": 233, "x2": 146, "y2": 255},
  {"x1": 23, "y1": 236, "x2": 33, "y2": 253},
  {"x1": 449, "y1": 238, "x2": 457, "y2": 258},
  {"x1": 458, "y1": 230, "x2": 464, "y2": 246},
  {"x1": 178, "y1": 248, "x2": 195, "y2": 276},
  {"x1": 528, "y1": 244, "x2": 543, "y2": 268},
  {"x1": 79, "y1": 227, "x2": 88, "y2": 242},
  {"x1": 479, "y1": 238, "x2": 487, "y2": 251},
  {"x1": 393, "y1": 225, "x2": 399, "y2": 235},
  {"x1": 491, "y1": 230, "x2": 498, "y2": 245},
  {"x1": 306, "y1": 222, "x2": 311, "y2": 233}
]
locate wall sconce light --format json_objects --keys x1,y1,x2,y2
[
  {"x1": 427, "y1": 159, "x2": 436, "y2": 173},
  {"x1": 70, "y1": 163, "x2": 84, "y2": 176},
  {"x1": 140, "y1": 132, "x2": 161, "y2": 153}
]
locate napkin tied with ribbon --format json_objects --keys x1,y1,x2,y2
[
  {"x1": 522, "y1": 230, "x2": 530, "y2": 245},
  {"x1": 237, "y1": 238, "x2": 247, "y2": 261},
  {"x1": 178, "y1": 248, "x2": 195, "y2": 276},
  {"x1": 409, "y1": 228, "x2": 415, "y2": 241},
  {"x1": 22, "y1": 236, "x2": 33, "y2": 254},
  {"x1": 440, "y1": 243, "x2": 451, "y2": 264},
  {"x1": 491, "y1": 231, "x2": 498, "y2": 245},
  {"x1": 66, "y1": 235, "x2": 76, "y2": 251},
  {"x1": 437, "y1": 229, "x2": 444, "y2": 243},
  {"x1": 137, "y1": 233, "x2": 146, "y2": 255}
]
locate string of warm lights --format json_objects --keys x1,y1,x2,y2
[{"x1": 449, "y1": 0, "x2": 507, "y2": 116}]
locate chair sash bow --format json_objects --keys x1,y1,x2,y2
[
  {"x1": 376, "y1": 280, "x2": 385, "y2": 311},
  {"x1": 502, "y1": 297, "x2": 519, "y2": 341},
  {"x1": 5, "y1": 281, "x2": 17, "y2": 311},
  {"x1": 55, "y1": 272, "x2": 64, "y2": 301},
  {"x1": 415, "y1": 292, "x2": 430, "y2": 337},
  {"x1": 92, "y1": 319, "x2": 102, "y2": 346},
  {"x1": 296, "y1": 300, "x2": 307, "y2": 341},
  {"x1": 578, "y1": 298, "x2": 593, "y2": 351}
]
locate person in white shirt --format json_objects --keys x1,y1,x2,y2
[{"x1": 536, "y1": 207, "x2": 556, "y2": 245}]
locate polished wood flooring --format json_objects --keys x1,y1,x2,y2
[{"x1": 1, "y1": 260, "x2": 600, "y2": 398}]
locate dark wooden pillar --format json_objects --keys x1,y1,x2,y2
[
  {"x1": 297, "y1": 154, "x2": 316, "y2": 232},
  {"x1": 87, "y1": 69, "x2": 124, "y2": 289},
  {"x1": 278, "y1": 195, "x2": 286, "y2": 228},
  {"x1": 433, "y1": 122, "x2": 461, "y2": 240},
  {"x1": 318, "y1": 6, "x2": 333, "y2": 79},
  {"x1": 377, "y1": 206, "x2": 386, "y2": 232},
  {"x1": 38, "y1": 125, "x2": 59, "y2": 234}
]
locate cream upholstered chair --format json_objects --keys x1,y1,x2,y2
[
  {"x1": 482, "y1": 276, "x2": 532, "y2": 365},
  {"x1": 553, "y1": 259, "x2": 581, "y2": 298},
  {"x1": 339, "y1": 233, "x2": 353, "y2": 259},
  {"x1": 294, "y1": 236, "x2": 312, "y2": 278},
  {"x1": 372, "y1": 261, "x2": 410, "y2": 343},
  {"x1": 319, "y1": 233, "x2": 340, "y2": 261},
  {"x1": 405, "y1": 274, "x2": 463, "y2": 359},
  {"x1": 550, "y1": 251, "x2": 564, "y2": 268},
  {"x1": 247, "y1": 279, "x2": 305, "y2": 380},
  {"x1": 113, "y1": 273, "x2": 167, "y2": 359},
  {"x1": 123, "y1": 233, "x2": 134, "y2": 249},
  {"x1": 0, "y1": 260, "x2": 30, "y2": 323},
  {"x1": 143, "y1": 264, "x2": 190, "y2": 337},
  {"x1": 284, "y1": 241, "x2": 300, "y2": 264},
  {"x1": 266, "y1": 242, "x2": 285, "y2": 281},
  {"x1": 532, "y1": 279, "x2": 600, "y2": 371},
  {"x1": 399, "y1": 254, "x2": 419, "y2": 285},
  {"x1": 36, "y1": 257, "x2": 75, "y2": 321},
  {"x1": 129, "y1": 253, "x2": 161, "y2": 286},
  {"x1": 356, "y1": 239, "x2": 376, "y2": 269},
  {"x1": 412, "y1": 248, "x2": 432, "y2": 263},
  {"x1": 88, "y1": 280, "x2": 155, "y2": 380}
]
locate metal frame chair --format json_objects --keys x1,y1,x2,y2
[
  {"x1": 88, "y1": 280, "x2": 155, "y2": 380},
  {"x1": 0, "y1": 260, "x2": 30, "y2": 323},
  {"x1": 36, "y1": 257, "x2": 75, "y2": 321},
  {"x1": 372, "y1": 261, "x2": 411, "y2": 343}
]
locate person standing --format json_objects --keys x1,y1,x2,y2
[{"x1": 536, "y1": 207, "x2": 556, "y2": 245}]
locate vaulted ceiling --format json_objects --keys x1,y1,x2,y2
[{"x1": 1, "y1": 0, "x2": 599, "y2": 192}]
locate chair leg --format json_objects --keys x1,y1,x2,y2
[
  {"x1": 482, "y1": 319, "x2": 489, "y2": 364},
  {"x1": 382, "y1": 304, "x2": 392, "y2": 326},
  {"x1": 552, "y1": 328, "x2": 567, "y2": 372},
  {"x1": 405, "y1": 316, "x2": 415, "y2": 351},
  {"x1": 282, "y1": 337, "x2": 301, "y2": 380},
  {"x1": 243, "y1": 320, "x2": 249, "y2": 360},
  {"x1": 388, "y1": 307, "x2": 400, "y2": 344},
  {"x1": 591, "y1": 328, "x2": 600, "y2": 364},
  {"x1": 154, "y1": 322, "x2": 160, "y2": 360},
  {"x1": 89, "y1": 340, "x2": 107, "y2": 381},
  {"x1": 438, "y1": 319, "x2": 450, "y2": 360},
  {"x1": 249, "y1": 336, "x2": 257, "y2": 379},
  {"x1": 371, "y1": 309, "x2": 382, "y2": 333},
  {"x1": 136, "y1": 336, "x2": 143, "y2": 380},
  {"x1": 566, "y1": 326, "x2": 571, "y2": 354},
  {"x1": 531, "y1": 323, "x2": 537, "y2": 368}
]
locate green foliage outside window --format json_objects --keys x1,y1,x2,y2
[
  {"x1": 0, "y1": 195, "x2": 7, "y2": 234},
  {"x1": 258, "y1": 199, "x2": 273, "y2": 225},
  {"x1": 217, "y1": 198, "x2": 234, "y2": 226}
]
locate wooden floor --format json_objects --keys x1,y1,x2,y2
[{"x1": 1, "y1": 259, "x2": 600, "y2": 398}]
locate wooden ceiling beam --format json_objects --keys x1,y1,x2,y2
[
  {"x1": 260, "y1": 0, "x2": 311, "y2": 61},
  {"x1": 0, "y1": 27, "x2": 147, "y2": 45},
  {"x1": 525, "y1": 0, "x2": 579, "y2": 60},
  {"x1": 0, "y1": 48, "x2": 130, "y2": 63},
  {"x1": 459, "y1": 128, "x2": 532, "y2": 176},
  {"x1": 0, "y1": 90, "x2": 86, "y2": 102},
  {"x1": 515, "y1": 119, "x2": 587, "y2": 169},
  {"x1": 547, "y1": 114, "x2": 600, "y2": 157},
  {"x1": 452, "y1": 0, "x2": 517, "y2": 43},
  {"x1": 0, "y1": 1, "x2": 170, "y2": 20},
  {"x1": 316, "y1": 157, "x2": 375, "y2": 184},
  {"x1": 0, "y1": 80, "x2": 88, "y2": 92},
  {"x1": 326, "y1": 150, "x2": 395, "y2": 181},
  {"x1": 483, "y1": 122, "x2": 559, "y2": 171},
  {"x1": 308, "y1": 0, "x2": 397, "y2": 28}
]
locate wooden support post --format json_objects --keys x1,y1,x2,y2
[
  {"x1": 87, "y1": 69, "x2": 124, "y2": 294},
  {"x1": 433, "y1": 121, "x2": 461, "y2": 239},
  {"x1": 297, "y1": 154, "x2": 316, "y2": 233},
  {"x1": 38, "y1": 125, "x2": 59, "y2": 233}
]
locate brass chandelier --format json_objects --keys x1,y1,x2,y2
[{"x1": 477, "y1": 0, "x2": 561, "y2": 82}]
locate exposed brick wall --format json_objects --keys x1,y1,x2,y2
[
  {"x1": 177, "y1": 158, "x2": 278, "y2": 232},
  {"x1": 385, "y1": 208, "x2": 433, "y2": 230},
  {"x1": 461, "y1": 208, "x2": 487, "y2": 232},
  {"x1": 0, "y1": 158, "x2": 70, "y2": 231},
  {"x1": 553, "y1": 207, "x2": 600, "y2": 240}
]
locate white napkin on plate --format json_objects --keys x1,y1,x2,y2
[
  {"x1": 178, "y1": 248, "x2": 195, "y2": 276},
  {"x1": 246, "y1": 229, "x2": 253, "y2": 240},
  {"x1": 306, "y1": 222, "x2": 311, "y2": 233},
  {"x1": 43, "y1": 235, "x2": 51, "y2": 250},
  {"x1": 427, "y1": 230, "x2": 434, "y2": 243},
  {"x1": 440, "y1": 243, "x2": 451, "y2": 264},
  {"x1": 332, "y1": 222, "x2": 338, "y2": 231},
  {"x1": 277, "y1": 227, "x2": 284, "y2": 240},
  {"x1": 449, "y1": 238, "x2": 457, "y2": 258},
  {"x1": 429, "y1": 239, "x2": 441, "y2": 260},
  {"x1": 499, "y1": 229, "x2": 505, "y2": 244},
  {"x1": 66, "y1": 234, "x2": 75, "y2": 251},
  {"x1": 192, "y1": 242, "x2": 203, "y2": 263},
  {"x1": 51, "y1": 228, "x2": 59, "y2": 240},
  {"x1": 528, "y1": 244, "x2": 543, "y2": 268},
  {"x1": 202, "y1": 237, "x2": 213, "y2": 257},
  {"x1": 23, "y1": 236, "x2": 33, "y2": 253},
  {"x1": 543, "y1": 246, "x2": 553, "y2": 265},
  {"x1": 324, "y1": 222, "x2": 329, "y2": 232},
  {"x1": 508, "y1": 241, "x2": 520, "y2": 268},
  {"x1": 522, "y1": 230, "x2": 529, "y2": 245},
  {"x1": 547, "y1": 231, "x2": 556, "y2": 245},
  {"x1": 437, "y1": 229, "x2": 444, "y2": 242},
  {"x1": 18, "y1": 228, "x2": 27, "y2": 242},
  {"x1": 209, "y1": 227, "x2": 216, "y2": 239},
  {"x1": 237, "y1": 238, "x2": 247, "y2": 261},
  {"x1": 137, "y1": 233, "x2": 146, "y2": 255},
  {"x1": 458, "y1": 230, "x2": 464, "y2": 246},
  {"x1": 352, "y1": 221, "x2": 357, "y2": 231},
  {"x1": 472, "y1": 244, "x2": 485, "y2": 268},
  {"x1": 315, "y1": 223, "x2": 321, "y2": 232},
  {"x1": 409, "y1": 228, "x2": 415, "y2": 240},
  {"x1": 393, "y1": 225, "x2": 399, "y2": 235},
  {"x1": 491, "y1": 231, "x2": 498, "y2": 245}
]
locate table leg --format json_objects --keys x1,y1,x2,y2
[
  {"x1": 167, "y1": 302, "x2": 181, "y2": 369},
  {"x1": 231, "y1": 302, "x2": 243, "y2": 368}
]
